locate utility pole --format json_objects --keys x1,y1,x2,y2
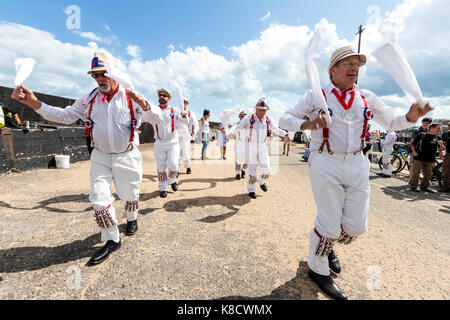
[{"x1": 356, "y1": 25, "x2": 365, "y2": 84}]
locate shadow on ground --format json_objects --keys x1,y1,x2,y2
[
  {"x1": 163, "y1": 194, "x2": 251, "y2": 223},
  {"x1": 218, "y1": 261, "x2": 320, "y2": 300}
]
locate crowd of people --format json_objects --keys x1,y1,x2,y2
[{"x1": 10, "y1": 46, "x2": 438, "y2": 300}]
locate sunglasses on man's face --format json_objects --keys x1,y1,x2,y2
[
  {"x1": 159, "y1": 94, "x2": 169, "y2": 98},
  {"x1": 91, "y1": 72, "x2": 108, "y2": 79}
]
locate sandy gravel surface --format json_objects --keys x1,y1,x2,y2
[{"x1": 0, "y1": 140, "x2": 448, "y2": 300}]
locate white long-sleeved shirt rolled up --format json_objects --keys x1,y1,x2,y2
[
  {"x1": 142, "y1": 105, "x2": 188, "y2": 144},
  {"x1": 279, "y1": 82, "x2": 414, "y2": 154},
  {"x1": 238, "y1": 113, "x2": 287, "y2": 144},
  {"x1": 35, "y1": 86, "x2": 161, "y2": 154},
  {"x1": 176, "y1": 108, "x2": 198, "y2": 138}
]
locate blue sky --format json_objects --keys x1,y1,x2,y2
[{"x1": 0, "y1": 0, "x2": 448, "y2": 127}]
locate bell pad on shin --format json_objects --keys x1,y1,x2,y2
[
  {"x1": 125, "y1": 200, "x2": 139, "y2": 212},
  {"x1": 93, "y1": 206, "x2": 117, "y2": 229}
]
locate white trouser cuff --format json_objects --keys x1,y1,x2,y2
[
  {"x1": 101, "y1": 225, "x2": 120, "y2": 243},
  {"x1": 307, "y1": 228, "x2": 330, "y2": 276}
]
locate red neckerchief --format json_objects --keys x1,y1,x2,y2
[
  {"x1": 331, "y1": 81, "x2": 355, "y2": 110},
  {"x1": 159, "y1": 105, "x2": 168, "y2": 110},
  {"x1": 102, "y1": 85, "x2": 119, "y2": 103}
]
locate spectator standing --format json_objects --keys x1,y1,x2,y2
[
  {"x1": 438, "y1": 126, "x2": 450, "y2": 193},
  {"x1": 410, "y1": 123, "x2": 444, "y2": 192}
]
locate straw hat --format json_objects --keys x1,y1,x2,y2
[
  {"x1": 87, "y1": 51, "x2": 114, "y2": 74},
  {"x1": 157, "y1": 88, "x2": 172, "y2": 99},
  {"x1": 239, "y1": 109, "x2": 247, "y2": 116},
  {"x1": 328, "y1": 46, "x2": 366, "y2": 75},
  {"x1": 255, "y1": 98, "x2": 269, "y2": 110}
]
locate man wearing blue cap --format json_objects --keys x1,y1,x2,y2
[
  {"x1": 280, "y1": 46, "x2": 433, "y2": 300},
  {"x1": 11, "y1": 51, "x2": 161, "y2": 266}
]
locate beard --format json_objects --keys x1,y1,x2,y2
[
  {"x1": 159, "y1": 98, "x2": 167, "y2": 105},
  {"x1": 98, "y1": 82, "x2": 111, "y2": 93}
]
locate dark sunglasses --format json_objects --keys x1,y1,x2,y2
[
  {"x1": 158, "y1": 94, "x2": 169, "y2": 98},
  {"x1": 91, "y1": 72, "x2": 107, "y2": 79}
]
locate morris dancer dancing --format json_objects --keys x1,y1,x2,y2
[
  {"x1": 378, "y1": 130, "x2": 397, "y2": 178},
  {"x1": 230, "y1": 110, "x2": 249, "y2": 180},
  {"x1": 143, "y1": 88, "x2": 188, "y2": 198},
  {"x1": 11, "y1": 52, "x2": 160, "y2": 265},
  {"x1": 177, "y1": 98, "x2": 198, "y2": 174},
  {"x1": 238, "y1": 98, "x2": 288, "y2": 198},
  {"x1": 279, "y1": 46, "x2": 432, "y2": 299}
]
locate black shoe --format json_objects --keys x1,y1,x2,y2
[
  {"x1": 236, "y1": 174, "x2": 241, "y2": 180},
  {"x1": 187, "y1": 168, "x2": 192, "y2": 174},
  {"x1": 87, "y1": 240, "x2": 121, "y2": 266},
  {"x1": 160, "y1": 191, "x2": 168, "y2": 198},
  {"x1": 171, "y1": 182, "x2": 178, "y2": 192},
  {"x1": 421, "y1": 188, "x2": 434, "y2": 193},
  {"x1": 378, "y1": 173, "x2": 391, "y2": 178},
  {"x1": 308, "y1": 269, "x2": 348, "y2": 300},
  {"x1": 328, "y1": 250, "x2": 341, "y2": 274},
  {"x1": 125, "y1": 220, "x2": 138, "y2": 236},
  {"x1": 260, "y1": 184, "x2": 268, "y2": 192},
  {"x1": 248, "y1": 192, "x2": 256, "y2": 199},
  {"x1": 410, "y1": 187, "x2": 420, "y2": 193},
  {"x1": 241, "y1": 171, "x2": 245, "y2": 179}
]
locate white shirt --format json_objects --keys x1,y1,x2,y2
[
  {"x1": 142, "y1": 105, "x2": 188, "y2": 144},
  {"x1": 238, "y1": 113, "x2": 287, "y2": 144},
  {"x1": 36, "y1": 86, "x2": 159, "y2": 154},
  {"x1": 176, "y1": 108, "x2": 198, "y2": 138},
  {"x1": 201, "y1": 118, "x2": 210, "y2": 134},
  {"x1": 279, "y1": 82, "x2": 413, "y2": 154},
  {"x1": 230, "y1": 119, "x2": 249, "y2": 142}
]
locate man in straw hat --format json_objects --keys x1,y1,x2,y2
[
  {"x1": 238, "y1": 98, "x2": 288, "y2": 198},
  {"x1": 11, "y1": 51, "x2": 162, "y2": 266},
  {"x1": 176, "y1": 98, "x2": 198, "y2": 175},
  {"x1": 279, "y1": 46, "x2": 433, "y2": 300},
  {"x1": 142, "y1": 87, "x2": 188, "y2": 198}
]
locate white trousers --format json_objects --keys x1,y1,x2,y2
[
  {"x1": 89, "y1": 148, "x2": 142, "y2": 242},
  {"x1": 154, "y1": 141, "x2": 180, "y2": 191},
  {"x1": 307, "y1": 151, "x2": 370, "y2": 276},
  {"x1": 381, "y1": 146, "x2": 394, "y2": 176},
  {"x1": 179, "y1": 134, "x2": 191, "y2": 169},
  {"x1": 235, "y1": 139, "x2": 248, "y2": 174},
  {"x1": 247, "y1": 143, "x2": 271, "y2": 192}
]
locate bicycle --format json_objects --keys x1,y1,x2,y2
[
  {"x1": 378, "y1": 144, "x2": 443, "y2": 187},
  {"x1": 378, "y1": 144, "x2": 409, "y2": 174}
]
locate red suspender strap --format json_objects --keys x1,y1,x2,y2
[
  {"x1": 125, "y1": 89, "x2": 136, "y2": 149},
  {"x1": 249, "y1": 114, "x2": 255, "y2": 141},
  {"x1": 357, "y1": 94, "x2": 371, "y2": 153},
  {"x1": 265, "y1": 116, "x2": 270, "y2": 137},
  {"x1": 84, "y1": 93, "x2": 97, "y2": 141},
  {"x1": 318, "y1": 90, "x2": 333, "y2": 155},
  {"x1": 171, "y1": 108, "x2": 174, "y2": 132}
]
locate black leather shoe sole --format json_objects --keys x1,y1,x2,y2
[
  {"x1": 248, "y1": 192, "x2": 256, "y2": 199},
  {"x1": 260, "y1": 184, "x2": 268, "y2": 192},
  {"x1": 308, "y1": 270, "x2": 347, "y2": 300}
]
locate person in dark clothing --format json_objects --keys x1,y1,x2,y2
[
  {"x1": 408, "y1": 117, "x2": 432, "y2": 181},
  {"x1": 438, "y1": 127, "x2": 450, "y2": 192},
  {"x1": 410, "y1": 123, "x2": 444, "y2": 192}
]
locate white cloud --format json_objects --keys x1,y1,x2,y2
[
  {"x1": 75, "y1": 31, "x2": 102, "y2": 42},
  {"x1": 126, "y1": 44, "x2": 141, "y2": 59},
  {"x1": 260, "y1": 11, "x2": 271, "y2": 21}
]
